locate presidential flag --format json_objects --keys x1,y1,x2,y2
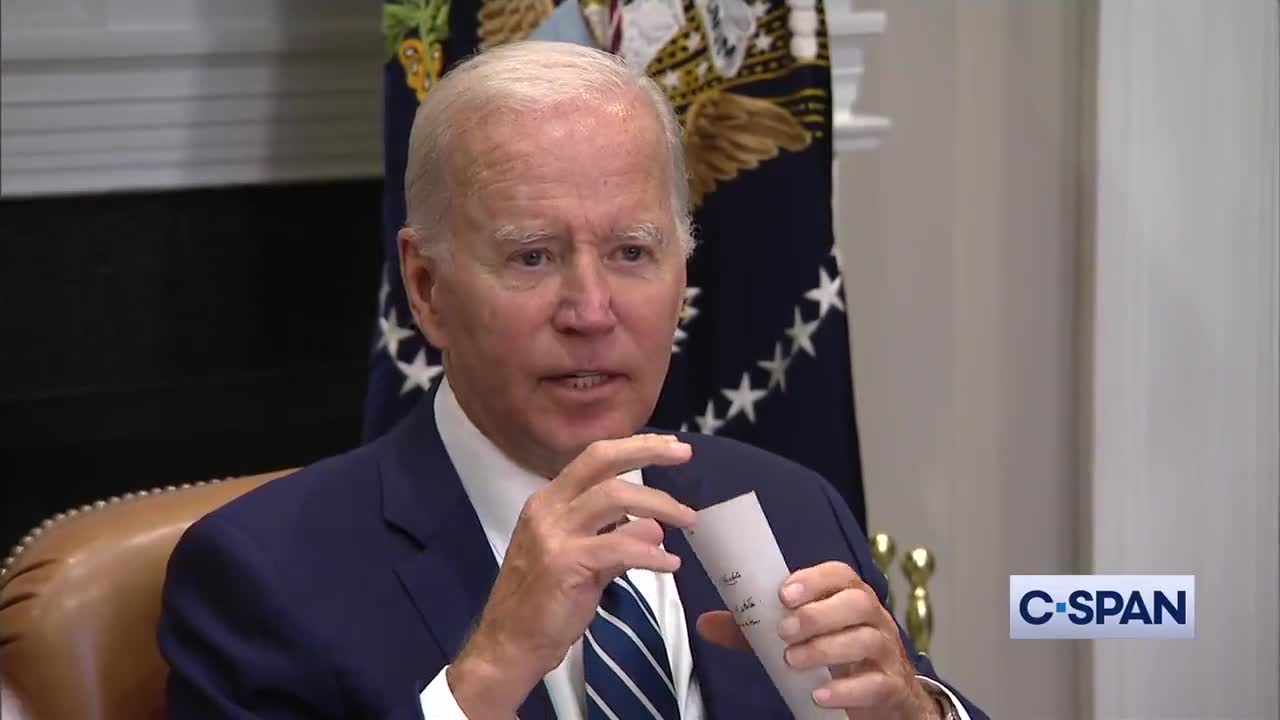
[{"x1": 365, "y1": 0, "x2": 866, "y2": 528}]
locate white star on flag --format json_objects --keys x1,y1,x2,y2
[
  {"x1": 757, "y1": 342, "x2": 792, "y2": 391},
  {"x1": 721, "y1": 372, "x2": 768, "y2": 423},
  {"x1": 672, "y1": 325, "x2": 688, "y2": 353},
  {"x1": 804, "y1": 268, "x2": 845, "y2": 317},
  {"x1": 377, "y1": 307, "x2": 416, "y2": 357},
  {"x1": 396, "y1": 350, "x2": 442, "y2": 396},
  {"x1": 695, "y1": 399, "x2": 725, "y2": 435},
  {"x1": 662, "y1": 70, "x2": 680, "y2": 89},
  {"x1": 378, "y1": 269, "x2": 391, "y2": 311},
  {"x1": 681, "y1": 287, "x2": 701, "y2": 323},
  {"x1": 753, "y1": 32, "x2": 774, "y2": 53},
  {"x1": 785, "y1": 307, "x2": 820, "y2": 357},
  {"x1": 750, "y1": 0, "x2": 769, "y2": 19},
  {"x1": 685, "y1": 31, "x2": 703, "y2": 52}
]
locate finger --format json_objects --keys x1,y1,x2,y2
[
  {"x1": 779, "y1": 560, "x2": 868, "y2": 609},
  {"x1": 783, "y1": 624, "x2": 886, "y2": 671},
  {"x1": 811, "y1": 669, "x2": 907, "y2": 711},
  {"x1": 575, "y1": 533, "x2": 681, "y2": 578},
  {"x1": 551, "y1": 435, "x2": 693, "y2": 500},
  {"x1": 695, "y1": 610, "x2": 751, "y2": 650},
  {"x1": 570, "y1": 477, "x2": 696, "y2": 532},
  {"x1": 609, "y1": 517, "x2": 665, "y2": 546},
  {"x1": 778, "y1": 586, "x2": 882, "y2": 644}
]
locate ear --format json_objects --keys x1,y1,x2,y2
[
  {"x1": 397, "y1": 226, "x2": 450, "y2": 349},
  {"x1": 673, "y1": 260, "x2": 689, "y2": 327}
]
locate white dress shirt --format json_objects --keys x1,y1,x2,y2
[{"x1": 417, "y1": 377, "x2": 969, "y2": 720}]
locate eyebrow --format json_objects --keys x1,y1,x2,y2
[
  {"x1": 490, "y1": 223, "x2": 667, "y2": 247},
  {"x1": 615, "y1": 223, "x2": 667, "y2": 247},
  {"x1": 492, "y1": 225, "x2": 556, "y2": 246}
]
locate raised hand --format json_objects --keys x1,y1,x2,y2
[{"x1": 448, "y1": 434, "x2": 696, "y2": 718}]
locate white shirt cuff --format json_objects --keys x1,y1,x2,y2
[
  {"x1": 419, "y1": 665, "x2": 471, "y2": 720},
  {"x1": 917, "y1": 675, "x2": 971, "y2": 720}
]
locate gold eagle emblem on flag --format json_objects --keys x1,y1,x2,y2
[{"x1": 385, "y1": 0, "x2": 828, "y2": 208}]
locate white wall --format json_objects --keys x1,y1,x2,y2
[
  {"x1": 834, "y1": 1, "x2": 1085, "y2": 718},
  {"x1": 1089, "y1": 1, "x2": 1280, "y2": 718}
]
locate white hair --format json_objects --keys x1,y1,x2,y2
[{"x1": 402, "y1": 40, "x2": 694, "y2": 263}]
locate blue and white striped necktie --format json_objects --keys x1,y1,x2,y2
[{"x1": 583, "y1": 574, "x2": 680, "y2": 720}]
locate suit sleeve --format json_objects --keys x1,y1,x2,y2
[
  {"x1": 157, "y1": 514, "x2": 427, "y2": 720},
  {"x1": 814, "y1": 478, "x2": 990, "y2": 720}
]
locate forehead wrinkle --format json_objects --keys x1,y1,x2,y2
[
  {"x1": 449, "y1": 118, "x2": 537, "y2": 197},
  {"x1": 452, "y1": 105, "x2": 674, "y2": 252},
  {"x1": 457, "y1": 95, "x2": 653, "y2": 182}
]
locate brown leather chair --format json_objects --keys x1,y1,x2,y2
[{"x1": 0, "y1": 470, "x2": 294, "y2": 720}]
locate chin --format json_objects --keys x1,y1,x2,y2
[{"x1": 542, "y1": 409, "x2": 644, "y2": 455}]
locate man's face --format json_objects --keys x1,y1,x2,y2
[{"x1": 400, "y1": 94, "x2": 686, "y2": 476}]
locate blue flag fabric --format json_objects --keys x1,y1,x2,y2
[{"x1": 367, "y1": 0, "x2": 866, "y2": 528}]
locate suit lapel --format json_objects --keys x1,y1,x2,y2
[
  {"x1": 645, "y1": 463, "x2": 790, "y2": 719},
  {"x1": 379, "y1": 392, "x2": 555, "y2": 720}
]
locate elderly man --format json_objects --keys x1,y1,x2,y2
[{"x1": 158, "y1": 41, "x2": 984, "y2": 720}]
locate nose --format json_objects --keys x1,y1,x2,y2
[{"x1": 552, "y1": 252, "x2": 617, "y2": 336}]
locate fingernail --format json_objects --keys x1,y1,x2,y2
[
  {"x1": 782, "y1": 583, "x2": 803, "y2": 605},
  {"x1": 812, "y1": 687, "x2": 831, "y2": 704},
  {"x1": 779, "y1": 615, "x2": 799, "y2": 639}
]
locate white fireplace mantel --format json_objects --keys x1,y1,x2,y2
[
  {"x1": 0, "y1": 0, "x2": 888, "y2": 197},
  {"x1": 0, "y1": 0, "x2": 384, "y2": 197}
]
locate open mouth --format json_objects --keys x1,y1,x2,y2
[{"x1": 547, "y1": 372, "x2": 621, "y2": 391}]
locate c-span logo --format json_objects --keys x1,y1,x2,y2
[{"x1": 1010, "y1": 575, "x2": 1195, "y2": 639}]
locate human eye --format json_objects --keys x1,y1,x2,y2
[
  {"x1": 614, "y1": 243, "x2": 654, "y2": 264},
  {"x1": 512, "y1": 248, "x2": 551, "y2": 268}
]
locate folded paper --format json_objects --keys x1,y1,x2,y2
[{"x1": 682, "y1": 492, "x2": 844, "y2": 720}]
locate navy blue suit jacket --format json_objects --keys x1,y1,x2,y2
[{"x1": 158, "y1": 391, "x2": 986, "y2": 719}]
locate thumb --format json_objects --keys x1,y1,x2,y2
[{"x1": 695, "y1": 610, "x2": 751, "y2": 651}]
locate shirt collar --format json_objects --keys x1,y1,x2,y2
[{"x1": 433, "y1": 375, "x2": 642, "y2": 561}]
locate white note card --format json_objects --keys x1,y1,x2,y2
[{"x1": 681, "y1": 492, "x2": 844, "y2": 720}]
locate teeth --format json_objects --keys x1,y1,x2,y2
[{"x1": 561, "y1": 374, "x2": 607, "y2": 390}]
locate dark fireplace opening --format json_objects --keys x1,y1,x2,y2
[{"x1": 0, "y1": 179, "x2": 385, "y2": 550}]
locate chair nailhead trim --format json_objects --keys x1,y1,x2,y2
[{"x1": 1, "y1": 478, "x2": 228, "y2": 578}]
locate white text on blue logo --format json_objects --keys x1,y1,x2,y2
[{"x1": 1009, "y1": 575, "x2": 1195, "y2": 639}]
